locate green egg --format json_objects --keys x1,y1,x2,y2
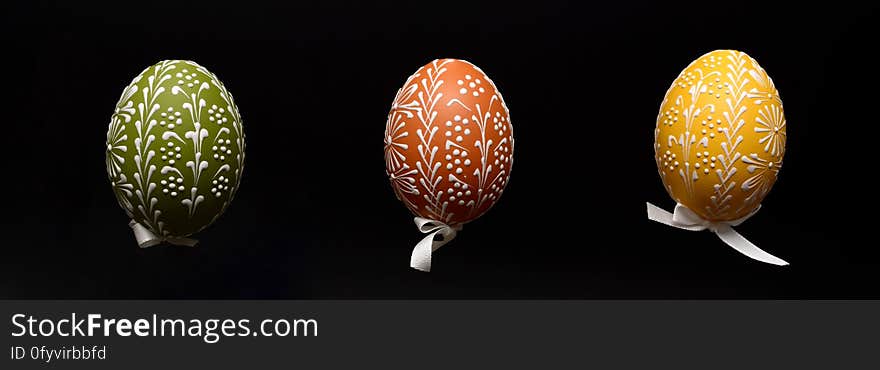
[{"x1": 106, "y1": 60, "x2": 245, "y2": 245}]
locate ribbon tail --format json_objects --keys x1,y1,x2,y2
[
  {"x1": 410, "y1": 230, "x2": 440, "y2": 272},
  {"x1": 646, "y1": 202, "x2": 674, "y2": 224},
  {"x1": 647, "y1": 202, "x2": 705, "y2": 231},
  {"x1": 410, "y1": 227, "x2": 456, "y2": 272},
  {"x1": 128, "y1": 221, "x2": 163, "y2": 248},
  {"x1": 713, "y1": 224, "x2": 789, "y2": 266}
]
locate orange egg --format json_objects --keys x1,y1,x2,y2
[{"x1": 385, "y1": 59, "x2": 514, "y2": 226}]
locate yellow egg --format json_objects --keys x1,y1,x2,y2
[{"x1": 654, "y1": 50, "x2": 785, "y2": 221}]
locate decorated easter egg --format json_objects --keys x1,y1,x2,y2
[
  {"x1": 654, "y1": 49, "x2": 784, "y2": 220},
  {"x1": 384, "y1": 58, "x2": 514, "y2": 271},
  {"x1": 648, "y1": 49, "x2": 788, "y2": 265},
  {"x1": 106, "y1": 60, "x2": 245, "y2": 247}
]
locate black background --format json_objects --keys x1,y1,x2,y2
[{"x1": 1, "y1": 1, "x2": 878, "y2": 298}]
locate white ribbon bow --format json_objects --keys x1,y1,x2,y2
[
  {"x1": 646, "y1": 202, "x2": 788, "y2": 266},
  {"x1": 410, "y1": 217, "x2": 462, "y2": 272},
  {"x1": 128, "y1": 220, "x2": 198, "y2": 248}
]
